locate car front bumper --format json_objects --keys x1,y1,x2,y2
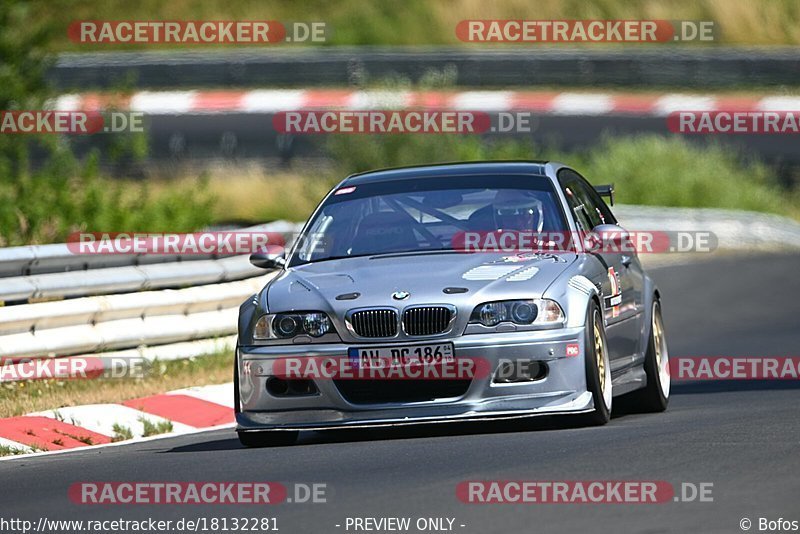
[{"x1": 236, "y1": 327, "x2": 593, "y2": 432}]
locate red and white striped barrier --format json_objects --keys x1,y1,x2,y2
[
  {"x1": 0, "y1": 383, "x2": 234, "y2": 458},
  {"x1": 53, "y1": 90, "x2": 800, "y2": 116}
]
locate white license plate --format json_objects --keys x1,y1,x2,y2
[{"x1": 348, "y1": 343, "x2": 454, "y2": 369}]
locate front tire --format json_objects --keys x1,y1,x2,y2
[{"x1": 584, "y1": 300, "x2": 612, "y2": 425}]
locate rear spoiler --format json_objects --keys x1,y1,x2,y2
[{"x1": 594, "y1": 184, "x2": 615, "y2": 206}]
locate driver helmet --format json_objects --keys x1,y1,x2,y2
[{"x1": 492, "y1": 190, "x2": 545, "y2": 232}]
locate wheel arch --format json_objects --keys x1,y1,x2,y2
[{"x1": 638, "y1": 274, "x2": 662, "y2": 361}]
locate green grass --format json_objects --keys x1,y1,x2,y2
[
  {"x1": 111, "y1": 424, "x2": 133, "y2": 442},
  {"x1": 111, "y1": 418, "x2": 173, "y2": 441},
  {"x1": 139, "y1": 417, "x2": 173, "y2": 437},
  {"x1": 0, "y1": 445, "x2": 28, "y2": 457},
  {"x1": 25, "y1": 0, "x2": 800, "y2": 49},
  {"x1": 0, "y1": 161, "x2": 216, "y2": 247},
  {"x1": 0, "y1": 351, "x2": 232, "y2": 418},
  {"x1": 0, "y1": 442, "x2": 50, "y2": 457}
]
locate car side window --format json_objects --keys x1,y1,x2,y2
[
  {"x1": 558, "y1": 169, "x2": 616, "y2": 229},
  {"x1": 559, "y1": 179, "x2": 594, "y2": 232},
  {"x1": 573, "y1": 173, "x2": 617, "y2": 226}
]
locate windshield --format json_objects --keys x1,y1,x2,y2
[{"x1": 289, "y1": 174, "x2": 567, "y2": 266}]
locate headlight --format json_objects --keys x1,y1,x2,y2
[
  {"x1": 275, "y1": 315, "x2": 301, "y2": 337},
  {"x1": 254, "y1": 315, "x2": 271, "y2": 339},
  {"x1": 478, "y1": 302, "x2": 507, "y2": 326},
  {"x1": 302, "y1": 313, "x2": 332, "y2": 337},
  {"x1": 470, "y1": 299, "x2": 565, "y2": 328},
  {"x1": 253, "y1": 312, "x2": 334, "y2": 340}
]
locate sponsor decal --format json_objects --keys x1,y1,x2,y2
[{"x1": 606, "y1": 267, "x2": 621, "y2": 317}]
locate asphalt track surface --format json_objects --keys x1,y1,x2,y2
[{"x1": 2, "y1": 253, "x2": 798, "y2": 534}]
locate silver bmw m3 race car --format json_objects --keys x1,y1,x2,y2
[{"x1": 235, "y1": 161, "x2": 670, "y2": 446}]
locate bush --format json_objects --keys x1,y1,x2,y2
[
  {"x1": 571, "y1": 136, "x2": 789, "y2": 214},
  {"x1": 0, "y1": 0, "x2": 215, "y2": 246},
  {"x1": 325, "y1": 133, "x2": 794, "y2": 218}
]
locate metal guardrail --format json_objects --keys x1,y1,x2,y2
[
  {"x1": 1, "y1": 255, "x2": 262, "y2": 303},
  {"x1": 614, "y1": 205, "x2": 800, "y2": 250},
  {"x1": 0, "y1": 244, "x2": 186, "y2": 278},
  {"x1": 0, "y1": 276, "x2": 271, "y2": 336},
  {"x1": 50, "y1": 47, "x2": 800, "y2": 90},
  {"x1": 1, "y1": 309, "x2": 237, "y2": 360},
  {"x1": 0, "y1": 220, "x2": 303, "y2": 363},
  {"x1": 0, "y1": 221, "x2": 300, "y2": 303},
  {"x1": 0, "y1": 220, "x2": 299, "y2": 278}
]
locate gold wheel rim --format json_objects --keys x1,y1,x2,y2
[
  {"x1": 653, "y1": 302, "x2": 670, "y2": 398},
  {"x1": 654, "y1": 314, "x2": 663, "y2": 369},
  {"x1": 593, "y1": 316, "x2": 606, "y2": 393}
]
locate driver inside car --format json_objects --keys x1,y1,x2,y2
[{"x1": 491, "y1": 190, "x2": 546, "y2": 233}]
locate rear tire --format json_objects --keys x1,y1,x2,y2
[
  {"x1": 238, "y1": 430, "x2": 299, "y2": 448},
  {"x1": 629, "y1": 299, "x2": 670, "y2": 412},
  {"x1": 583, "y1": 300, "x2": 612, "y2": 426}
]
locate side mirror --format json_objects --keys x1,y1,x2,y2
[
  {"x1": 249, "y1": 251, "x2": 286, "y2": 269},
  {"x1": 585, "y1": 224, "x2": 632, "y2": 253}
]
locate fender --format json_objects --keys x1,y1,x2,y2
[
  {"x1": 563, "y1": 274, "x2": 603, "y2": 329},
  {"x1": 237, "y1": 294, "x2": 259, "y2": 347}
]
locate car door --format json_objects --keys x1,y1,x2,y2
[{"x1": 558, "y1": 169, "x2": 644, "y2": 365}]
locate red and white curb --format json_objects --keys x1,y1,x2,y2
[
  {"x1": 0, "y1": 382, "x2": 234, "y2": 459},
  {"x1": 53, "y1": 90, "x2": 800, "y2": 117}
]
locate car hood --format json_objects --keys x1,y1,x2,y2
[{"x1": 262, "y1": 252, "x2": 577, "y2": 319}]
